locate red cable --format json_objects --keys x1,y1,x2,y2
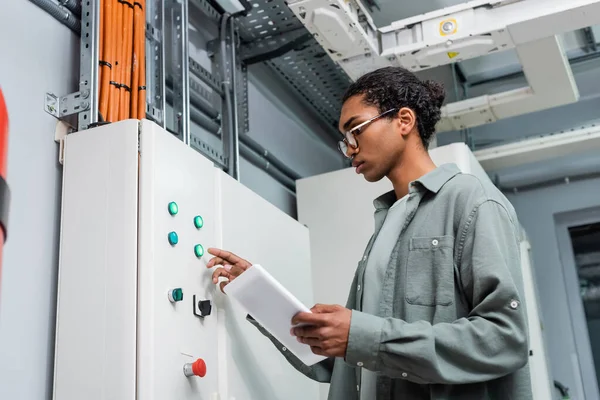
[
  {"x1": 0, "y1": 87, "x2": 9, "y2": 291},
  {"x1": 0, "y1": 88, "x2": 8, "y2": 179}
]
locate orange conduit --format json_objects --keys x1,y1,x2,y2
[
  {"x1": 99, "y1": 0, "x2": 112, "y2": 120},
  {"x1": 99, "y1": 0, "x2": 146, "y2": 122},
  {"x1": 107, "y1": 0, "x2": 118, "y2": 121},
  {"x1": 111, "y1": 0, "x2": 123, "y2": 122},
  {"x1": 99, "y1": 0, "x2": 103, "y2": 93},
  {"x1": 137, "y1": 0, "x2": 146, "y2": 119},
  {"x1": 119, "y1": 1, "x2": 134, "y2": 120}
]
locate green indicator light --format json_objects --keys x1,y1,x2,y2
[
  {"x1": 168, "y1": 202, "x2": 179, "y2": 215},
  {"x1": 168, "y1": 231, "x2": 179, "y2": 246},
  {"x1": 168, "y1": 288, "x2": 183, "y2": 302},
  {"x1": 194, "y1": 244, "x2": 204, "y2": 258},
  {"x1": 194, "y1": 215, "x2": 204, "y2": 229}
]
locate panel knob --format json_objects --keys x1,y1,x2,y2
[
  {"x1": 194, "y1": 244, "x2": 204, "y2": 258},
  {"x1": 168, "y1": 231, "x2": 178, "y2": 246},
  {"x1": 168, "y1": 202, "x2": 178, "y2": 215},
  {"x1": 183, "y1": 358, "x2": 206, "y2": 377},
  {"x1": 193, "y1": 296, "x2": 212, "y2": 318},
  {"x1": 168, "y1": 288, "x2": 183, "y2": 303}
]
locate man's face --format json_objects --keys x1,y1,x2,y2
[{"x1": 338, "y1": 95, "x2": 407, "y2": 182}]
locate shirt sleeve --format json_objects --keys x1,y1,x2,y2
[
  {"x1": 344, "y1": 200, "x2": 530, "y2": 385},
  {"x1": 246, "y1": 315, "x2": 335, "y2": 383}
]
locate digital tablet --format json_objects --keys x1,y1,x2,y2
[{"x1": 223, "y1": 264, "x2": 328, "y2": 366}]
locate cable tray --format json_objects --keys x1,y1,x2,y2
[{"x1": 236, "y1": 0, "x2": 352, "y2": 127}]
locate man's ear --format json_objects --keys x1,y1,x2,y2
[{"x1": 397, "y1": 107, "x2": 416, "y2": 136}]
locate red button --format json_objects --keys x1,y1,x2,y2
[{"x1": 191, "y1": 358, "x2": 206, "y2": 377}]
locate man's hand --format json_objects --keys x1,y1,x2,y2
[
  {"x1": 290, "y1": 304, "x2": 352, "y2": 358},
  {"x1": 206, "y1": 248, "x2": 252, "y2": 293}
]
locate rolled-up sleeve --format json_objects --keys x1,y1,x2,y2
[
  {"x1": 246, "y1": 315, "x2": 335, "y2": 383},
  {"x1": 344, "y1": 200, "x2": 530, "y2": 384}
]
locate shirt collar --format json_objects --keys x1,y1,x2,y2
[{"x1": 372, "y1": 163, "x2": 461, "y2": 210}]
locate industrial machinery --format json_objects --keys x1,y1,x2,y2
[{"x1": 53, "y1": 119, "x2": 320, "y2": 400}]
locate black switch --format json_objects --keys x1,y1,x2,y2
[{"x1": 193, "y1": 295, "x2": 212, "y2": 318}]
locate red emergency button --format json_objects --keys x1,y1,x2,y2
[{"x1": 183, "y1": 358, "x2": 206, "y2": 378}]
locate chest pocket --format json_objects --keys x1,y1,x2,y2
[{"x1": 405, "y1": 235, "x2": 454, "y2": 307}]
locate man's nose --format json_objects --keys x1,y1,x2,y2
[{"x1": 346, "y1": 145, "x2": 359, "y2": 158}]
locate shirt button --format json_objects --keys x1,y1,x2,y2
[
  {"x1": 402, "y1": 372, "x2": 408, "y2": 378},
  {"x1": 432, "y1": 239, "x2": 439, "y2": 246},
  {"x1": 357, "y1": 362, "x2": 363, "y2": 367},
  {"x1": 510, "y1": 300, "x2": 519, "y2": 309},
  {"x1": 362, "y1": 255, "x2": 367, "y2": 261},
  {"x1": 357, "y1": 385, "x2": 360, "y2": 392},
  {"x1": 357, "y1": 285, "x2": 361, "y2": 291}
]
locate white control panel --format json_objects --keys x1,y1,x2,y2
[
  {"x1": 54, "y1": 119, "x2": 320, "y2": 400},
  {"x1": 137, "y1": 120, "x2": 220, "y2": 399}
]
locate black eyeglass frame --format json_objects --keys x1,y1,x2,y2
[{"x1": 337, "y1": 108, "x2": 399, "y2": 158}]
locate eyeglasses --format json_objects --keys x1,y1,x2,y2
[{"x1": 337, "y1": 108, "x2": 398, "y2": 158}]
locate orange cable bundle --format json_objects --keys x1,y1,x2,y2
[
  {"x1": 119, "y1": 0, "x2": 134, "y2": 120},
  {"x1": 110, "y1": 0, "x2": 124, "y2": 122},
  {"x1": 99, "y1": 0, "x2": 112, "y2": 120},
  {"x1": 136, "y1": 0, "x2": 146, "y2": 119},
  {"x1": 131, "y1": 0, "x2": 141, "y2": 119},
  {"x1": 99, "y1": 0, "x2": 145, "y2": 123}
]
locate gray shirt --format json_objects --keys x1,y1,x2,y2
[
  {"x1": 249, "y1": 163, "x2": 533, "y2": 400},
  {"x1": 361, "y1": 194, "x2": 409, "y2": 399}
]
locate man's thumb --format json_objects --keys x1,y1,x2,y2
[{"x1": 311, "y1": 303, "x2": 339, "y2": 313}]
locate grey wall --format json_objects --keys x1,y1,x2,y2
[
  {"x1": 0, "y1": 2, "x2": 78, "y2": 400},
  {"x1": 505, "y1": 177, "x2": 600, "y2": 398},
  {"x1": 0, "y1": 3, "x2": 342, "y2": 400},
  {"x1": 242, "y1": 63, "x2": 344, "y2": 216}
]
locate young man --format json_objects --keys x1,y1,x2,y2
[{"x1": 207, "y1": 67, "x2": 532, "y2": 399}]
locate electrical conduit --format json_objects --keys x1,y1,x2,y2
[{"x1": 29, "y1": 0, "x2": 81, "y2": 34}]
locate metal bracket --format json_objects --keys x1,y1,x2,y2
[
  {"x1": 189, "y1": 0, "x2": 220, "y2": 24},
  {"x1": 238, "y1": 63, "x2": 249, "y2": 133},
  {"x1": 190, "y1": 133, "x2": 229, "y2": 170},
  {"x1": 45, "y1": 91, "x2": 91, "y2": 118},
  {"x1": 146, "y1": 0, "x2": 166, "y2": 126},
  {"x1": 78, "y1": 0, "x2": 100, "y2": 130},
  {"x1": 189, "y1": 57, "x2": 223, "y2": 95}
]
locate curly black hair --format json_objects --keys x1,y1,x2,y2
[{"x1": 342, "y1": 67, "x2": 446, "y2": 149}]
